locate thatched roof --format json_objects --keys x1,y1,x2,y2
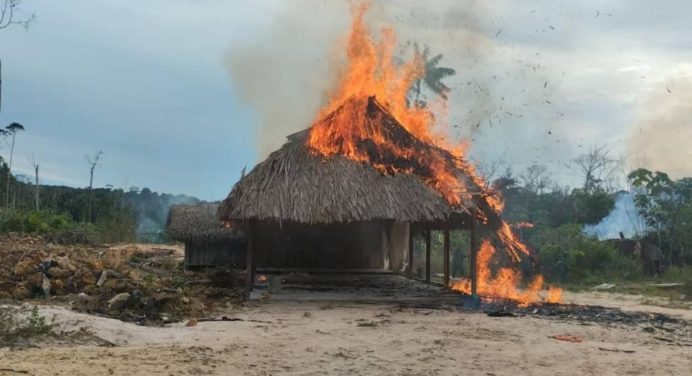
[
  {"x1": 219, "y1": 96, "x2": 478, "y2": 224},
  {"x1": 167, "y1": 202, "x2": 240, "y2": 242}
]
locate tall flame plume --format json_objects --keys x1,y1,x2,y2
[{"x1": 307, "y1": 2, "x2": 561, "y2": 304}]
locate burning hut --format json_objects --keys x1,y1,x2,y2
[
  {"x1": 219, "y1": 96, "x2": 490, "y2": 296},
  {"x1": 167, "y1": 203, "x2": 245, "y2": 269},
  {"x1": 218, "y1": 3, "x2": 559, "y2": 304}
]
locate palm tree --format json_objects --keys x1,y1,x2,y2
[
  {"x1": 1, "y1": 122, "x2": 24, "y2": 207},
  {"x1": 409, "y1": 43, "x2": 456, "y2": 108}
]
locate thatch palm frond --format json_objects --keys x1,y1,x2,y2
[{"x1": 424, "y1": 65, "x2": 456, "y2": 99}]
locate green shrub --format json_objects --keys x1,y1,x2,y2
[
  {"x1": 0, "y1": 209, "x2": 75, "y2": 235},
  {"x1": 664, "y1": 266, "x2": 692, "y2": 298},
  {"x1": 532, "y1": 224, "x2": 641, "y2": 283},
  {"x1": 0, "y1": 306, "x2": 55, "y2": 345},
  {"x1": 93, "y1": 214, "x2": 136, "y2": 244},
  {"x1": 0, "y1": 208, "x2": 136, "y2": 245}
]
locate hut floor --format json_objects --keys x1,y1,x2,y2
[{"x1": 251, "y1": 273, "x2": 460, "y2": 306}]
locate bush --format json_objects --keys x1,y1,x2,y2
[
  {"x1": 0, "y1": 306, "x2": 55, "y2": 345},
  {"x1": 94, "y1": 214, "x2": 136, "y2": 244},
  {"x1": 664, "y1": 266, "x2": 692, "y2": 298},
  {"x1": 46, "y1": 223, "x2": 98, "y2": 245},
  {"x1": 532, "y1": 224, "x2": 641, "y2": 283},
  {"x1": 570, "y1": 189, "x2": 615, "y2": 225},
  {"x1": 0, "y1": 209, "x2": 75, "y2": 235},
  {"x1": 0, "y1": 208, "x2": 136, "y2": 245}
]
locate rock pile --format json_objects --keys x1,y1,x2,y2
[{"x1": 0, "y1": 233, "x2": 242, "y2": 325}]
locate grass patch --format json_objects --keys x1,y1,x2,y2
[
  {"x1": 559, "y1": 266, "x2": 692, "y2": 305},
  {"x1": 0, "y1": 306, "x2": 56, "y2": 345}
]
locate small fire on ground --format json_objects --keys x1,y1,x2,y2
[{"x1": 451, "y1": 240, "x2": 562, "y2": 306}]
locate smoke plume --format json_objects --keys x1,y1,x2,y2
[
  {"x1": 628, "y1": 75, "x2": 692, "y2": 178},
  {"x1": 583, "y1": 192, "x2": 644, "y2": 240},
  {"x1": 223, "y1": 0, "x2": 587, "y2": 179},
  {"x1": 223, "y1": 1, "x2": 349, "y2": 157}
]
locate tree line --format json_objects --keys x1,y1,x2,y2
[
  {"x1": 0, "y1": 151, "x2": 199, "y2": 243},
  {"x1": 490, "y1": 146, "x2": 692, "y2": 284}
]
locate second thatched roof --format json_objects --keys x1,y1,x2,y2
[{"x1": 167, "y1": 202, "x2": 240, "y2": 242}]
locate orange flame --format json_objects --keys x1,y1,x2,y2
[
  {"x1": 451, "y1": 241, "x2": 562, "y2": 306},
  {"x1": 546, "y1": 286, "x2": 563, "y2": 304},
  {"x1": 306, "y1": 2, "x2": 560, "y2": 304}
]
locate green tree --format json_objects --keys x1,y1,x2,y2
[
  {"x1": 408, "y1": 43, "x2": 456, "y2": 108},
  {"x1": 628, "y1": 169, "x2": 692, "y2": 266},
  {"x1": 1, "y1": 122, "x2": 24, "y2": 207},
  {"x1": 570, "y1": 189, "x2": 615, "y2": 225}
]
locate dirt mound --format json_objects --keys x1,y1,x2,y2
[{"x1": 0, "y1": 234, "x2": 243, "y2": 325}]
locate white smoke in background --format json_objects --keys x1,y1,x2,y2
[
  {"x1": 223, "y1": 1, "x2": 349, "y2": 157},
  {"x1": 126, "y1": 193, "x2": 200, "y2": 242},
  {"x1": 628, "y1": 74, "x2": 692, "y2": 179},
  {"x1": 224, "y1": 0, "x2": 692, "y2": 189},
  {"x1": 583, "y1": 192, "x2": 644, "y2": 240}
]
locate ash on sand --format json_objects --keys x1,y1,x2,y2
[
  {"x1": 473, "y1": 296, "x2": 692, "y2": 346},
  {"x1": 0, "y1": 233, "x2": 243, "y2": 326}
]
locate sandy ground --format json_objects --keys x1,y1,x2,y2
[{"x1": 1, "y1": 292, "x2": 691, "y2": 376}]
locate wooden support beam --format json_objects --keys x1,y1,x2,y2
[
  {"x1": 470, "y1": 214, "x2": 478, "y2": 299},
  {"x1": 407, "y1": 224, "x2": 414, "y2": 278},
  {"x1": 425, "y1": 227, "x2": 431, "y2": 283},
  {"x1": 244, "y1": 220, "x2": 255, "y2": 300},
  {"x1": 443, "y1": 224, "x2": 450, "y2": 287}
]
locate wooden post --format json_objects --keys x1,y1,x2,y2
[
  {"x1": 443, "y1": 224, "x2": 450, "y2": 287},
  {"x1": 470, "y1": 215, "x2": 478, "y2": 299},
  {"x1": 244, "y1": 220, "x2": 255, "y2": 300},
  {"x1": 425, "y1": 227, "x2": 431, "y2": 283},
  {"x1": 407, "y1": 224, "x2": 414, "y2": 278}
]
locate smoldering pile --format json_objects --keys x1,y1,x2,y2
[{"x1": 473, "y1": 298, "x2": 692, "y2": 346}]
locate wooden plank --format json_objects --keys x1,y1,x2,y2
[
  {"x1": 184, "y1": 241, "x2": 191, "y2": 269},
  {"x1": 470, "y1": 213, "x2": 478, "y2": 298},
  {"x1": 443, "y1": 224, "x2": 450, "y2": 287},
  {"x1": 244, "y1": 220, "x2": 255, "y2": 300},
  {"x1": 407, "y1": 224, "x2": 414, "y2": 277},
  {"x1": 425, "y1": 227, "x2": 431, "y2": 283}
]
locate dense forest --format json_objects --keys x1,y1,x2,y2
[
  {"x1": 498, "y1": 166, "x2": 692, "y2": 282},
  {"x1": 0, "y1": 156, "x2": 199, "y2": 243},
  {"x1": 418, "y1": 148, "x2": 692, "y2": 289}
]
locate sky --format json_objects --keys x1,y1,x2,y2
[{"x1": 1, "y1": 0, "x2": 691, "y2": 200}]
